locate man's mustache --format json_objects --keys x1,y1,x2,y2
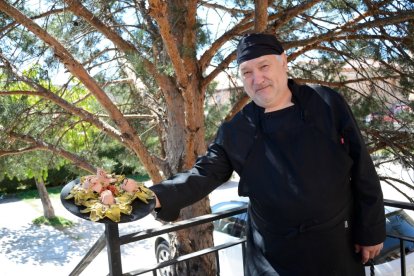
[{"x1": 254, "y1": 81, "x2": 271, "y2": 92}]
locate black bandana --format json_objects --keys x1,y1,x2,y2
[{"x1": 236, "y1": 33, "x2": 284, "y2": 65}]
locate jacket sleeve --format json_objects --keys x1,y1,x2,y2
[
  {"x1": 149, "y1": 141, "x2": 234, "y2": 221},
  {"x1": 335, "y1": 93, "x2": 386, "y2": 246}
]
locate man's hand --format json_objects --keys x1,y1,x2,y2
[
  {"x1": 154, "y1": 193, "x2": 161, "y2": 208},
  {"x1": 354, "y1": 243, "x2": 383, "y2": 264}
]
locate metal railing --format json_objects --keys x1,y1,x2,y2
[
  {"x1": 70, "y1": 199, "x2": 414, "y2": 276},
  {"x1": 382, "y1": 199, "x2": 414, "y2": 276},
  {"x1": 69, "y1": 206, "x2": 247, "y2": 276}
]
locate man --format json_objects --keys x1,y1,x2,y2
[{"x1": 150, "y1": 33, "x2": 385, "y2": 275}]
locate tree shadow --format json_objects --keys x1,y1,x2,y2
[
  {"x1": 0, "y1": 197, "x2": 21, "y2": 204},
  {"x1": 0, "y1": 215, "x2": 156, "y2": 268},
  {"x1": 0, "y1": 221, "x2": 104, "y2": 266}
]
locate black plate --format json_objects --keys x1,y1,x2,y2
[{"x1": 60, "y1": 179, "x2": 155, "y2": 224}]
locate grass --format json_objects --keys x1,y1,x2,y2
[
  {"x1": 32, "y1": 215, "x2": 74, "y2": 228},
  {"x1": 16, "y1": 186, "x2": 74, "y2": 228},
  {"x1": 11, "y1": 186, "x2": 74, "y2": 228}
]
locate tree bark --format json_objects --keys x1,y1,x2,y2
[
  {"x1": 35, "y1": 177, "x2": 55, "y2": 219},
  {"x1": 255, "y1": 0, "x2": 268, "y2": 32},
  {"x1": 148, "y1": 1, "x2": 215, "y2": 275}
]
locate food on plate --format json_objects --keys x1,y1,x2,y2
[{"x1": 65, "y1": 168, "x2": 154, "y2": 222}]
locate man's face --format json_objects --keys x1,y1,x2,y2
[{"x1": 239, "y1": 54, "x2": 291, "y2": 112}]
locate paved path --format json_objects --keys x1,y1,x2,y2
[{"x1": 0, "y1": 195, "x2": 159, "y2": 276}]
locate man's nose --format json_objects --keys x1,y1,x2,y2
[{"x1": 252, "y1": 70, "x2": 265, "y2": 85}]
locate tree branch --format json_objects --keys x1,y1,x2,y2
[
  {"x1": 200, "y1": 1, "x2": 249, "y2": 15},
  {"x1": 64, "y1": 0, "x2": 176, "y2": 121},
  {"x1": 7, "y1": 131, "x2": 96, "y2": 173},
  {"x1": 96, "y1": 113, "x2": 155, "y2": 120},
  {"x1": 200, "y1": 2, "x2": 322, "y2": 82},
  {"x1": 148, "y1": 0, "x2": 188, "y2": 89},
  {"x1": 0, "y1": 147, "x2": 39, "y2": 157},
  {"x1": 201, "y1": 51, "x2": 237, "y2": 89},
  {"x1": 0, "y1": 56, "x2": 123, "y2": 142},
  {"x1": 284, "y1": 10, "x2": 414, "y2": 54},
  {"x1": 65, "y1": 0, "x2": 136, "y2": 53},
  {"x1": 271, "y1": 0, "x2": 322, "y2": 32},
  {"x1": 199, "y1": 15, "x2": 253, "y2": 72},
  {"x1": 287, "y1": 33, "x2": 403, "y2": 62},
  {"x1": 254, "y1": 1, "x2": 268, "y2": 32},
  {"x1": 0, "y1": 7, "x2": 65, "y2": 34},
  {"x1": 182, "y1": 0, "x2": 197, "y2": 68},
  {"x1": 293, "y1": 75, "x2": 400, "y2": 88},
  {"x1": 224, "y1": 94, "x2": 250, "y2": 122}
]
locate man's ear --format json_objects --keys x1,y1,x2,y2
[{"x1": 281, "y1": 53, "x2": 288, "y2": 70}]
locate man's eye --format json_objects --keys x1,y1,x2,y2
[
  {"x1": 261, "y1": 65, "x2": 269, "y2": 69},
  {"x1": 243, "y1": 71, "x2": 251, "y2": 76}
]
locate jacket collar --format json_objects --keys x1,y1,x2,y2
[
  {"x1": 289, "y1": 79, "x2": 313, "y2": 112},
  {"x1": 242, "y1": 79, "x2": 311, "y2": 124}
]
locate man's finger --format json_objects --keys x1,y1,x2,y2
[
  {"x1": 362, "y1": 249, "x2": 370, "y2": 264},
  {"x1": 355, "y1": 243, "x2": 384, "y2": 263}
]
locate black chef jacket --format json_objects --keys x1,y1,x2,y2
[{"x1": 150, "y1": 79, "x2": 386, "y2": 275}]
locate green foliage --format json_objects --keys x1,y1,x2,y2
[
  {"x1": 91, "y1": 136, "x2": 143, "y2": 174},
  {"x1": 204, "y1": 80, "x2": 245, "y2": 142},
  {"x1": 17, "y1": 185, "x2": 62, "y2": 200},
  {"x1": 0, "y1": 152, "x2": 49, "y2": 183},
  {"x1": 0, "y1": 63, "x2": 108, "y2": 190},
  {"x1": 0, "y1": 175, "x2": 35, "y2": 194},
  {"x1": 204, "y1": 81, "x2": 230, "y2": 142},
  {"x1": 127, "y1": 173, "x2": 150, "y2": 183}
]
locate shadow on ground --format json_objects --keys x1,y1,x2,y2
[
  {"x1": 0, "y1": 197, "x2": 23, "y2": 204},
  {"x1": 0, "y1": 221, "x2": 104, "y2": 266}
]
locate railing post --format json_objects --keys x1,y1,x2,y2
[
  {"x1": 69, "y1": 233, "x2": 106, "y2": 276},
  {"x1": 105, "y1": 223, "x2": 123, "y2": 276},
  {"x1": 215, "y1": 251, "x2": 221, "y2": 276},
  {"x1": 400, "y1": 239, "x2": 406, "y2": 276},
  {"x1": 242, "y1": 240, "x2": 246, "y2": 273}
]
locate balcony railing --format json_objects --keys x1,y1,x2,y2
[
  {"x1": 69, "y1": 199, "x2": 414, "y2": 276},
  {"x1": 382, "y1": 199, "x2": 414, "y2": 276}
]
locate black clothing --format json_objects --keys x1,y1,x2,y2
[{"x1": 150, "y1": 80, "x2": 386, "y2": 275}]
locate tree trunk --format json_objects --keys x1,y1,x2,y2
[
  {"x1": 149, "y1": 0, "x2": 216, "y2": 274},
  {"x1": 35, "y1": 177, "x2": 55, "y2": 219},
  {"x1": 171, "y1": 81, "x2": 216, "y2": 276},
  {"x1": 255, "y1": 0, "x2": 268, "y2": 32}
]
